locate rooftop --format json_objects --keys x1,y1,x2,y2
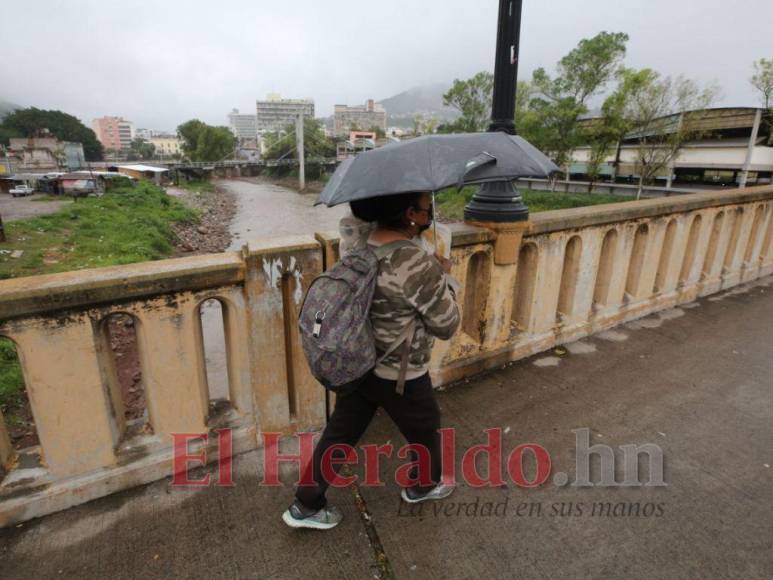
[{"x1": 117, "y1": 164, "x2": 169, "y2": 173}]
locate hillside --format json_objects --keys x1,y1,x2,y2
[
  {"x1": 379, "y1": 83, "x2": 458, "y2": 127},
  {"x1": 0, "y1": 99, "x2": 20, "y2": 119}
]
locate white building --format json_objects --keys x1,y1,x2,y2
[
  {"x1": 228, "y1": 109, "x2": 258, "y2": 141},
  {"x1": 571, "y1": 107, "x2": 773, "y2": 187},
  {"x1": 256, "y1": 94, "x2": 314, "y2": 134}
]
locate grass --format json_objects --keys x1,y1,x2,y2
[
  {"x1": 0, "y1": 181, "x2": 199, "y2": 414},
  {"x1": 436, "y1": 186, "x2": 631, "y2": 221},
  {"x1": 0, "y1": 338, "x2": 24, "y2": 421},
  {"x1": 177, "y1": 179, "x2": 216, "y2": 194},
  {"x1": 0, "y1": 181, "x2": 199, "y2": 280},
  {"x1": 31, "y1": 194, "x2": 66, "y2": 202}
]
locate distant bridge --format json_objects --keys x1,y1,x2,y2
[
  {"x1": 161, "y1": 158, "x2": 338, "y2": 171},
  {"x1": 87, "y1": 157, "x2": 339, "y2": 177}
]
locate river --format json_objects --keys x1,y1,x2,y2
[{"x1": 201, "y1": 179, "x2": 347, "y2": 401}]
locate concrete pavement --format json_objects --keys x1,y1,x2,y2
[{"x1": 2, "y1": 276, "x2": 772, "y2": 579}]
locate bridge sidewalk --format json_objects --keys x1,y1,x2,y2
[{"x1": 2, "y1": 278, "x2": 773, "y2": 579}]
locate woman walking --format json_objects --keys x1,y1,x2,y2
[{"x1": 283, "y1": 191, "x2": 460, "y2": 530}]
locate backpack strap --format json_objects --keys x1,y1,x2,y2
[
  {"x1": 375, "y1": 319, "x2": 417, "y2": 395},
  {"x1": 394, "y1": 321, "x2": 416, "y2": 395},
  {"x1": 370, "y1": 239, "x2": 420, "y2": 395}
]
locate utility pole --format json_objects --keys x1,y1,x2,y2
[
  {"x1": 739, "y1": 108, "x2": 762, "y2": 189},
  {"x1": 296, "y1": 113, "x2": 306, "y2": 191},
  {"x1": 463, "y1": 0, "x2": 530, "y2": 265}
]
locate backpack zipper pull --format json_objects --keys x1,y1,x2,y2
[{"x1": 312, "y1": 311, "x2": 326, "y2": 338}]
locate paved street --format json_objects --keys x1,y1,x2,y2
[{"x1": 2, "y1": 276, "x2": 772, "y2": 579}]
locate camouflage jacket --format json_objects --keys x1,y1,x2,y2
[{"x1": 368, "y1": 241, "x2": 460, "y2": 381}]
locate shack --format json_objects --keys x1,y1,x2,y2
[
  {"x1": 116, "y1": 164, "x2": 169, "y2": 185},
  {"x1": 58, "y1": 173, "x2": 100, "y2": 197}
]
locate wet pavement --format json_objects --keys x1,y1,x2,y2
[{"x1": 2, "y1": 275, "x2": 772, "y2": 579}]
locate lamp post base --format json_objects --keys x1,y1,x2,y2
[
  {"x1": 464, "y1": 180, "x2": 530, "y2": 265},
  {"x1": 463, "y1": 180, "x2": 529, "y2": 224}
]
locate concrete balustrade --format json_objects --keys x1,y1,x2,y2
[
  {"x1": 1, "y1": 185, "x2": 772, "y2": 526},
  {"x1": 433, "y1": 185, "x2": 773, "y2": 384}
]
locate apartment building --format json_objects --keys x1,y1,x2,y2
[
  {"x1": 255, "y1": 94, "x2": 314, "y2": 134},
  {"x1": 228, "y1": 109, "x2": 258, "y2": 141},
  {"x1": 333, "y1": 99, "x2": 387, "y2": 136},
  {"x1": 92, "y1": 116, "x2": 134, "y2": 151}
]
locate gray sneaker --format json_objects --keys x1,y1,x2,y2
[
  {"x1": 282, "y1": 502, "x2": 343, "y2": 530},
  {"x1": 401, "y1": 483, "x2": 456, "y2": 504}
]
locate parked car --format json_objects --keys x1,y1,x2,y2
[{"x1": 10, "y1": 185, "x2": 34, "y2": 197}]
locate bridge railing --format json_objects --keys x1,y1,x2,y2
[{"x1": 1, "y1": 185, "x2": 772, "y2": 526}]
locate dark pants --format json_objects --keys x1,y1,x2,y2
[{"x1": 295, "y1": 371, "x2": 442, "y2": 511}]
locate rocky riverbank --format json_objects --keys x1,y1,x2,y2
[{"x1": 169, "y1": 182, "x2": 236, "y2": 255}]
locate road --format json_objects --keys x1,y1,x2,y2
[
  {"x1": 201, "y1": 179, "x2": 347, "y2": 400},
  {"x1": 0, "y1": 193, "x2": 72, "y2": 222}
]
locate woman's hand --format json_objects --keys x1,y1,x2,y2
[{"x1": 434, "y1": 254, "x2": 452, "y2": 274}]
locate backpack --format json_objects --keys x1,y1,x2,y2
[{"x1": 298, "y1": 240, "x2": 417, "y2": 395}]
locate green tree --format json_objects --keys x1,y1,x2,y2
[
  {"x1": 618, "y1": 70, "x2": 718, "y2": 198},
  {"x1": 368, "y1": 125, "x2": 386, "y2": 139},
  {"x1": 528, "y1": 32, "x2": 629, "y2": 175},
  {"x1": 412, "y1": 114, "x2": 424, "y2": 135},
  {"x1": 0, "y1": 107, "x2": 104, "y2": 160},
  {"x1": 442, "y1": 71, "x2": 494, "y2": 132},
  {"x1": 751, "y1": 58, "x2": 773, "y2": 109},
  {"x1": 513, "y1": 80, "x2": 541, "y2": 142},
  {"x1": 263, "y1": 118, "x2": 334, "y2": 160},
  {"x1": 581, "y1": 68, "x2": 651, "y2": 191},
  {"x1": 177, "y1": 119, "x2": 236, "y2": 162},
  {"x1": 128, "y1": 138, "x2": 156, "y2": 161}
]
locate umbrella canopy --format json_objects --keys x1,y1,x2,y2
[{"x1": 317, "y1": 132, "x2": 558, "y2": 207}]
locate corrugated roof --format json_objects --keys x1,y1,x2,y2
[{"x1": 117, "y1": 164, "x2": 169, "y2": 173}]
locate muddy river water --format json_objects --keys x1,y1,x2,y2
[{"x1": 201, "y1": 179, "x2": 347, "y2": 400}]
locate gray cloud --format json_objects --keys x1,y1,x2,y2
[{"x1": 2, "y1": 0, "x2": 770, "y2": 131}]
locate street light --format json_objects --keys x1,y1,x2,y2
[{"x1": 464, "y1": 0, "x2": 529, "y2": 224}]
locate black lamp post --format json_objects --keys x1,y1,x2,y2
[{"x1": 464, "y1": 0, "x2": 529, "y2": 223}]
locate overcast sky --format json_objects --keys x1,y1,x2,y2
[{"x1": 2, "y1": 0, "x2": 771, "y2": 131}]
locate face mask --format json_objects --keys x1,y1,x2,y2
[{"x1": 412, "y1": 204, "x2": 433, "y2": 232}]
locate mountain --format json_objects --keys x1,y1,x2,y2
[
  {"x1": 379, "y1": 83, "x2": 458, "y2": 128},
  {"x1": 0, "y1": 99, "x2": 20, "y2": 119}
]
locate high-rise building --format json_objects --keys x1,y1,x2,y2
[
  {"x1": 334, "y1": 100, "x2": 387, "y2": 137},
  {"x1": 92, "y1": 116, "x2": 134, "y2": 151},
  {"x1": 228, "y1": 109, "x2": 258, "y2": 141},
  {"x1": 255, "y1": 94, "x2": 314, "y2": 134}
]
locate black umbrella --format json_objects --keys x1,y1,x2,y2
[{"x1": 317, "y1": 132, "x2": 558, "y2": 207}]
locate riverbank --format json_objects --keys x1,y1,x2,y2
[
  {"x1": 436, "y1": 186, "x2": 630, "y2": 221},
  {"x1": 0, "y1": 182, "x2": 198, "y2": 280},
  {"x1": 0, "y1": 181, "x2": 229, "y2": 450},
  {"x1": 168, "y1": 180, "x2": 236, "y2": 255}
]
